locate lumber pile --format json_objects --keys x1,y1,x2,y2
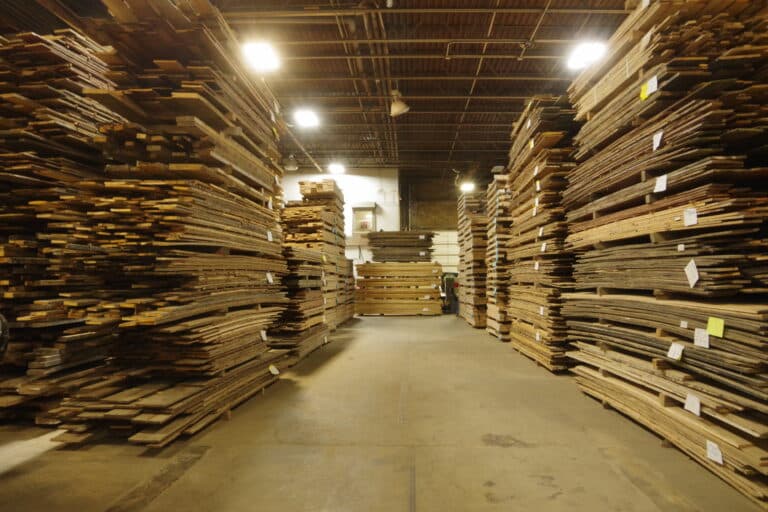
[
  {"x1": 26, "y1": 0, "x2": 292, "y2": 446},
  {"x1": 504, "y1": 98, "x2": 580, "y2": 371},
  {"x1": 284, "y1": 179, "x2": 350, "y2": 331},
  {"x1": 0, "y1": 31, "x2": 127, "y2": 420},
  {"x1": 563, "y1": 2, "x2": 768, "y2": 506},
  {"x1": 485, "y1": 174, "x2": 512, "y2": 340},
  {"x1": 355, "y1": 263, "x2": 442, "y2": 316},
  {"x1": 366, "y1": 231, "x2": 434, "y2": 262},
  {"x1": 268, "y1": 247, "x2": 329, "y2": 363},
  {"x1": 338, "y1": 258, "x2": 355, "y2": 323},
  {"x1": 457, "y1": 191, "x2": 487, "y2": 328}
]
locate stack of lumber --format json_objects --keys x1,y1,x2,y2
[
  {"x1": 366, "y1": 231, "x2": 435, "y2": 262},
  {"x1": 0, "y1": 31, "x2": 127, "y2": 420},
  {"x1": 457, "y1": 191, "x2": 488, "y2": 328},
  {"x1": 338, "y1": 258, "x2": 356, "y2": 323},
  {"x1": 284, "y1": 179, "x2": 348, "y2": 331},
  {"x1": 37, "y1": 0, "x2": 290, "y2": 446},
  {"x1": 355, "y1": 263, "x2": 442, "y2": 316},
  {"x1": 485, "y1": 174, "x2": 512, "y2": 340},
  {"x1": 504, "y1": 98, "x2": 579, "y2": 371},
  {"x1": 268, "y1": 247, "x2": 329, "y2": 363},
  {"x1": 563, "y1": 2, "x2": 768, "y2": 506}
]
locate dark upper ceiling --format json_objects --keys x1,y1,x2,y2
[{"x1": 0, "y1": 0, "x2": 631, "y2": 181}]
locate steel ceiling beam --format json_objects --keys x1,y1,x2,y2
[
  {"x1": 273, "y1": 37, "x2": 579, "y2": 46},
  {"x1": 224, "y1": 8, "x2": 631, "y2": 19},
  {"x1": 271, "y1": 74, "x2": 570, "y2": 82},
  {"x1": 278, "y1": 94, "x2": 542, "y2": 101},
  {"x1": 283, "y1": 53, "x2": 561, "y2": 60}
]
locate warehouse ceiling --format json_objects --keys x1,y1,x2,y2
[{"x1": 0, "y1": 0, "x2": 630, "y2": 181}]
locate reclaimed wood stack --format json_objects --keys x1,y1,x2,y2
[
  {"x1": 355, "y1": 262, "x2": 442, "y2": 316},
  {"x1": 268, "y1": 247, "x2": 329, "y2": 363},
  {"x1": 485, "y1": 174, "x2": 512, "y2": 340},
  {"x1": 22, "y1": 0, "x2": 292, "y2": 447},
  {"x1": 0, "y1": 31, "x2": 128, "y2": 421},
  {"x1": 338, "y1": 258, "x2": 355, "y2": 323},
  {"x1": 284, "y1": 179, "x2": 348, "y2": 331},
  {"x1": 366, "y1": 231, "x2": 435, "y2": 262},
  {"x1": 457, "y1": 191, "x2": 488, "y2": 328},
  {"x1": 563, "y1": 1, "x2": 768, "y2": 506},
  {"x1": 504, "y1": 98, "x2": 579, "y2": 371}
]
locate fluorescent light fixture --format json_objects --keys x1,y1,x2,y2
[
  {"x1": 328, "y1": 162, "x2": 346, "y2": 174},
  {"x1": 284, "y1": 154, "x2": 299, "y2": 172},
  {"x1": 459, "y1": 181, "x2": 476, "y2": 193},
  {"x1": 242, "y1": 41, "x2": 280, "y2": 73},
  {"x1": 293, "y1": 108, "x2": 320, "y2": 128},
  {"x1": 566, "y1": 41, "x2": 607, "y2": 71}
]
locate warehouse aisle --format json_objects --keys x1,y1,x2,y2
[{"x1": 0, "y1": 316, "x2": 757, "y2": 512}]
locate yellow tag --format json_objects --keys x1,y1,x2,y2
[
  {"x1": 322, "y1": 254, "x2": 327, "y2": 262},
  {"x1": 707, "y1": 317, "x2": 725, "y2": 337},
  {"x1": 640, "y1": 83, "x2": 649, "y2": 100}
]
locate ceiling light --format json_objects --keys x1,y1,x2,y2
[
  {"x1": 390, "y1": 90, "x2": 410, "y2": 117},
  {"x1": 328, "y1": 162, "x2": 346, "y2": 175},
  {"x1": 284, "y1": 154, "x2": 299, "y2": 172},
  {"x1": 293, "y1": 108, "x2": 320, "y2": 128},
  {"x1": 567, "y1": 41, "x2": 607, "y2": 71},
  {"x1": 459, "y1": 181, "x2": 475, "y2": 193},
  {"x1": 242, "y1": 41, "x2": 280, "y2": 73}
]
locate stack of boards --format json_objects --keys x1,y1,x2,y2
[
  {"x1": 355, "y1": 263, "x2": 442, "y2": 316},
  {"x1": 366, "y1": 231, "x2": 434, "y2": 262},
  {"x1": 457, "y1": 191, "x2": 488, "y2": 328},
  {"x1": 563, "y1": 1, "x2": 768, "y2": 506},
  {"x1": 1, "y1": 0, "x2": 294, "y2": 447},
  {"x1": 504, "y1": 98, "x2": 579, "y2": 371},
  {"x1": 485, "y1": 175, "x2": 512, "y2": 340},
  {"x1": 283, "y1": 179, "x2": 354, "y2": 331}
]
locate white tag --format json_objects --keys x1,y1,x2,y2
[
  {"x1": 534, "y1": 196, "x2": 540, "y2": 207},
  {"x1": 533, "y1": 165, "x2": 539, "y2": 177},
  {"x1": 683, "y1": 208, "x2": 698, "y2": 226},
  {"x1": 680, "y1": 320, "x2": 688, "y2": 329},
  {"x1": 274, "y1": 174, "x2": 279, "y2": 184},
  {"x1": 268, "y1": 197, "x2": 273, "y2": 210},
  {"x1": 641, "y1": 31, "x2": 651, "y2": 49},
  {"x1": 267, "y1": 230, "x2": 273, "y2": 242},
  {"x1": 667, "y1": 342, "x2": 684, "y2": 361},
  {"x1": 641, "y1": 0, "x2": 650, "y2": 8},
  {"x1": 684, "y1": 394, "x2": 701, "y2": 416},
  {"x1": 526, "y1": 118, "x2": 531, "y2": 129},
  {"x1": 535, "y1": 331, "x2": 541, "y2": 342},
  {"x1": 268, "y1": 364, "x2": 280, "y2": 376},
  {"x1": 541, "y1": 242, "x2": 547, "y2": 252},
  {"x1": 646, "y1": 75, "x2": 658, "y2": 94},
  {"x1": 419, "y1": 234, "x2": 425, "y2": 240},
  {"x1": 532, "y1": 207, "x2": 537, "y2": 217},
  {"x1": 652, "y1": 130, "x2": 664, "y2": 151},
  {"x1": 684, "y1": 259, "x2": 699, "y2": 288},
  {"x1": 419, "y1": 251, "x2": 426, "y2": 256},
  {"x1": 270, "y1": 111, "x2": 275, "y2": 123},
  {"x1": 538, "y1": 227, "x2": 544, "y2": 237},
  {"x1": 694, "y1": 327, "x2": 710, "y2": 348},
  {"x1": 536, "y1": 180, "x2": 541, "y2": 192},
  {"x1": 323, "y1": 297, "x2": 327, "y2": 304},
  {"x1": 534, "y1": 261, "x2": 540, "y2": 271},
  {"x1": 539, "y1": 306, "x2": 544, "y2": 316},
  {"x1": 323, "y1": 335, "x2": 328, "y2": 344},
  {"x1": 266, "y1": 271, "x2": 274, "y2": 284},
  {"x1": 677, "y1": 243, "x2": 685, "y2": 252},
  {"x1": 422, "y1": 295, "x2": 431, "y2": 300},
  {"x1": 653, "y1": 174, "x2": 667, "y2": 193},
  {"x1": 260, "y1": 330, "x2": 268, "y2": 341},
  {"x1": 706, "y1": 440, "x2": 723, "y2": 465},
  {"x1": 422, "y1": 307, "x2": 429, "y2": 312}
]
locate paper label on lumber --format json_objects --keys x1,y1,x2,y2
[
  {"x1": 534, "y1": 196, "x2": 540, "y2": 207},
  {"x1": 323, "y1": 336, "x2": 328, "y2": 344},
  {"x1": 539, "y1": 306, "x2": 545, "y2": 316},
  {"x1": 683, "y1": 208, "x2": 698, "y2": 226},
  {"x1": 527, "y1": 119, "x2": 531, "y2": 129},
  {"x1": 667, "y1": 343, "x2": 684, "y2": 361},
  {"x1": 529, "y1": 139, "x2": 534, "y2": 149},
  {"x1": 534, "y1": 261, "x2": 540, "y2": 271},
  {"x1": 534, "y1": 165, "x2": 539, "y2": 177},
  {"x1": 653, "y1": 174, "x2": 667, "y2": 193},
  {"x1": 694, "y1": 328, "x2": 710, "y2": 348},
  {"x1": 684, "y1": 394, "x2": 701, "y2": 416},
  {"x1": 419, "y1": 251, "x2": 426, "y2": 256},
  {"x1": 652, "y1": 130, "x2": 664, "y2": 151},
  {"x1": 536, "y1": 180, "x2": 541, "y2": 192},
  {"x1": 419, "y1": 235, "x2": 425, "y2": 240},
  {"x1": 538, "y1": 227, "x2": 544, "y2": 237},
  {"x1": 705, "y1": 440, "x2": 723, "y2": 465},
  {"x1": 260, "y1": 330, "x2": 268, "y2": 341},
  {"x1": 532, "y1": 206, "x2": 538, "y2": 217},
  {"x1": 541, "y1": 242, "x2": 547, "y2": 253},
  {"x1": 267, "y1": 230, "x2": 273, "y2": 242},
  {"x1": 684, "y1": 259, "x2": 699, "y2": 288},
  {"x1": 266, "y1": 272, "x2": 274, "y2": 284},
  {"x1": 422, "y1": 307, "x2": 429, "y2": 312},
  {"x1": 268, "y1": 197, "x2": 273, "y2": 210},
  {"x1": 640, "y1": 76, "x2": 658, "y2": 100},
  {"x1": 707, "y1": 317, "x2": 725, "y2": 337},
  {"x1": 677, "y1": 244, "x2": 685, "y2": 252},
  {"x1": 640, "y1": 31, "x2": 651, "y2": 49},
  {"x1": 679, "y1": 320, "x2": 688, "y2": 329},
  {"x1": 269, "y1": 364, "x2": 280, "y2": 376},
  {"x1": 535, "y1": 330, "x2": 541, "y2": 342},
  {"x1": 422, "y1": 295, "x2": 431, "y2": 300},
  {"x1": 641, "y1": 0, "x2": 649, "y2": 8}
]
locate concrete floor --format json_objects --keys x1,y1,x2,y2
[{"x1": 0, "y1": 315, "x2": 758, "y2": 512}]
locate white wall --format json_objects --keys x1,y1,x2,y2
[{"x1": 282, "y1": 168, "x2": 400, "y2": 264}]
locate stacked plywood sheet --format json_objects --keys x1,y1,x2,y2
[
  {"x1": 0, "y1": 31, "x2": 128, "y2": 421},
  {"x1": 563, "y1": 2, "x2": 768, "y2": 506},
  {"x1": 457, "y1": 191, "x2": 487, "y2": 328},
  {"x1": 355, "y1": 263, "x2": 442, "y2": 316},
  {"x1": 268, "y1": 247, "x2": 329, "y2": 363},
  {"x1": 504, "y1": 98, "x2": 579, "y2": 371},
  {"x1": 485, "y1": 175, "x2": 512, "y2": 340},
  {"x1": 31, "y1": 0, "x2": 291, "y2": 446},
  {"x1": 366, "y1": 231, "x2": 434, "y2": 262},
  {"x1": 284, "y1": 179, "x2": 348, "y2": 331}
]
